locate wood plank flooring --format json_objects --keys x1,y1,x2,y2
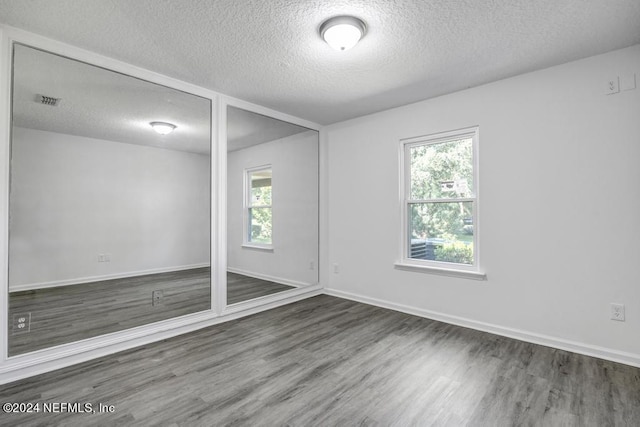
[
  {"x1": 8, "y1": 268, "x2": 211, "y2": 356},
  {"x1": 1, "y1": 295, "x2": 638, "y2": 426},
  {"x1": 8, "y1": 270, "x2": 292, "y2": 356},
  {"x1": 227, "y1": 272, "x2": 294, "y2": 305}
]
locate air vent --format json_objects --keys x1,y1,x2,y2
[{"x1": 37, "y1": 94, "x2": 61, "y2": 106}]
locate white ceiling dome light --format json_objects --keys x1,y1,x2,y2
[
  {"x1": 150, "y1": 121, "x2": 177, "y2": 135},
  {"x1": 320, "y1": 16, "x2": 366, "y2": 51}
]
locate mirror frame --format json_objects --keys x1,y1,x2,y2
[
  {"x1": 0, "y1": 25, "x2": 323, "y2": 385},
  {"x1": 223, "y1": 102, "x2": 321, "y2": 308},
  {"x1": 219, "y1": 97, "x2": 322, "y2": 315},
  {"x1": 0, "y1": 26, "x2": 220, "y2": 370},
  {"x1": 7, "y1": 43, "x2": 215, "y2": 356}
]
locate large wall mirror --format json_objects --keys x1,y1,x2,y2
[
  {"x1": 226, "y1": 106, "x2": 318, "y2": 305},
  {"x1": 7, "y1": 44, "x2": 212, "y2": 356}
]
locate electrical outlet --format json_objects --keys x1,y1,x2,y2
[
  {"x1": 333, "y1": 263, "x2": 339, "y2": 274},
  {"x1": 610, "y1": 303, "x2": 625, "y2": 321},
  {"x1": 152, "y1": 290, "x2": 164, "y2": 306},
  {"x1": 605, "y1": 77, "x2": 620, "y2": 95},
  {"x1": 12, "y1": 312, "x2": 31, "y2": 334},
  {"x1": 309, "y1": 261, "x2": 315, "y2": 270}
]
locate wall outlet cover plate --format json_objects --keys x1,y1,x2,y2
[{"x1": 12, "y1": 312, "x2": 31, "y2": 334}]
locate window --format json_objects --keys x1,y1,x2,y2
[
  {"x1": 245, "y1": 166, "x2": 272, "y2": 247},
  {"x1": 399, "y1": 127, "x2": 482, "y2": 277}
]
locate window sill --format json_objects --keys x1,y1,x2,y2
[
  {"x1": 242, "y1": 244, "x2": 274, "y2": 252},
  {"x1": 394, "y1": 261, "x2": 486, "y2": 280}
]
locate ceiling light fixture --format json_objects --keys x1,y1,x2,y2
[
  {"x1": 320, "y1": 15, "x2": 366, "y2": 51},
  {"x1": 150, "y1": 121, "x2": 177, "y2": 135}
]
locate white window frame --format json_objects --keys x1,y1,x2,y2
[
  {"x1": 395, "y1": 126, "x2": 486, "y2": 280},
  {"x1": 243, "y1": 165, "x2": 273, "y2": 250}
]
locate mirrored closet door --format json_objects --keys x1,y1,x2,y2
[
  {"x1": 226, "y1": 106, "x2": 318, "y2": 305},
  {"x1": 7, "y1": 44, "x2": 212, "y2": 356}
]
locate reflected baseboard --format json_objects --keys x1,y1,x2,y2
[
  {"x1": 223, "y1": 283, "x2": 323, "y2": 313},
  {"x1": 226, "y1": 267, "x2": 315, "y2": 288},
  {"x1": 9, "y1": 263, "x2": 211, "y2": 293}
]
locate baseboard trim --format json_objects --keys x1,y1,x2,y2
[
  {"x1": 226, "y1": 267, "x2": 314, "y2": 288},
  {"x1": 4, "y1": 285, "x2": 637, "y2": 385},
  {"x1": 9, "y1": 263, "x2": 211, "y2": 293},
  {"x1": 324, "y1": 288, "x2": 640, "y2": 369}
]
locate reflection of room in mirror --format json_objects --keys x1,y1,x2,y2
[
  {"x1": 7, "y1": 44, "x2": 212, "y2": 356},
  {"x1": 226, "y1": 272, "x2": 293, "y2": 305},
  {"x1": 9, "y1": 267, "x2": 210, "y2": 356},
  {"x1": 226, "y1": 106, "x2": 319, "y2": 305}
]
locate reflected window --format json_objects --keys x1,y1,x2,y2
[{"x1": 246, "y1": 166, "x2": 272, "y2": 246}]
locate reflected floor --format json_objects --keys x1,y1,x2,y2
[
  {"x1": 227, "y1": 272, "x2": 295, "y2": 305},
  {"x1": 8, "y1": 269, "x2": 296, "y2": 356},
  {"x1": 8, "y1": 267, "x2": 211, "y2": 356}
]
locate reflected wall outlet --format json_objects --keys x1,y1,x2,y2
[
  {"x1": 12, "y1": 312, "x2": 31, "y2": 334},
  {"x1": 610, "y1": 303, "x2": 625, "y2": 321},
  {"x1": 152, "y1": 290, "x2": 164, "y2": 306}
]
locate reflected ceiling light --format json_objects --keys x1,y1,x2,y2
[
  {"x1": 320, "y1": 16, "x2": 366, "y2": 51},
  {"x1": 150, "y1": 121, "x2": 177, "y2": 135}
]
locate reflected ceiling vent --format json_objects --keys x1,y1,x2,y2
[{"x1": 36, "y1": 94, "x2": 61, "y2": 106}]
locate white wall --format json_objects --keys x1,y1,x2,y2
[
  {"x1": 9, "y1": 127, "x2": 210, "y2": 289},
  {"x1": 325, "y1": 45, "x2": 640, "y2": 363},
  {"x1": 227, "y1": 131, "x2": 319, "y2": 286}
]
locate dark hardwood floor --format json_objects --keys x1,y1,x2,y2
[
  {"x1": 8, "y1": 270, "x2": 292, "y2": 356},
  {"x1": 227, "y1": 272, "x2": 294, "y2": 305},
  {"x1": 1, "y1": 295, "x2": 638, "y2": 426},
  {"x1": 8, "y1": 268, "x2": 211, "y2": 356}
]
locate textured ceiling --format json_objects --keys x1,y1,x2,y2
[
  {"x1": 12, "y1": 44, "x2": 212, "y2": 155},
  {"x1": 227, "y1": 106, "x2": 312, "y2": 152},
  {"x1": 13, "y1": 44, "x2": 308, "y2": 154},
  {"x1": 1, "y1": 0, "x2": 639, "y2": 125}
]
